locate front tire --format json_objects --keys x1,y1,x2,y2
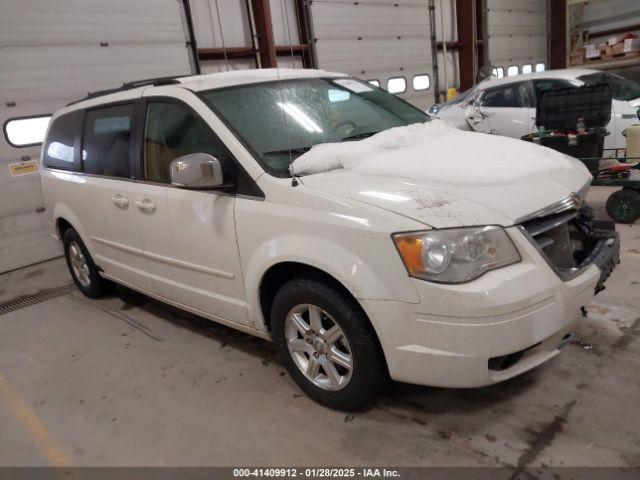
[
  {"x1": 63, "y1": 228, "x2": 114, "y2": 298},
  {"x1": 271, "y1": 276, "x2": 387, "y2": 410}
]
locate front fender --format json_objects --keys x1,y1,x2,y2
[{"x1": 242, "y1": 233, "x2": 419, "y2": 329}]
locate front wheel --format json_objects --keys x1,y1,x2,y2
[{"x1": 271, "y1": 276, "x2": 387, "y2": 410}]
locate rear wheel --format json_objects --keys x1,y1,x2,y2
[
  {"x1": 63, "y1": 228, "x2": 114, "y2": 298},
  {"x1": 605, "y1": 188, "x2": 640, "y2": 224},
  {"x1": 271, "y1": 276, "x2": 387, "y2": 410}
]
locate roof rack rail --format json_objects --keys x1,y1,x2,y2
[{"x1": 67, "y1": 74, "x2": 191, "y2": 106}]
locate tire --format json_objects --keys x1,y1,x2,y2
[
  {"x1": 605, "y1": 188, "x2": 640, "y2": 224},
  {"x1": 63, "y1": 228, "x2": 114, "y2": 298},
  {"x1": 271, "y1": 276, "x2": 387, "y2": 410}
]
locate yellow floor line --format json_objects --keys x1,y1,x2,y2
[{"x1": 0, "y1": 373, "x2": 72, "y2": 467}]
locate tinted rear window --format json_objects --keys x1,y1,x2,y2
[
  {"x1": 43, "y1": 111, "x2": 83, "y2": 171},
  {"x1": 83, "y1": 104, "x2": 134, "y2": 178},
  {"x1": 482, "y1": 82, "x2": 531, "y2": 108}
]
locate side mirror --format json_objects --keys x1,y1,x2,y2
[{"x1": 170, "y1": 153, "x2": 224, "y2": 189}]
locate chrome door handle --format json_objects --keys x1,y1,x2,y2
[
  {"x1": 135, "y1": 198, "x2": 156, "y2": 213},
  {"x1": 111, "y1": 194, "x2": 129, "y2": 209}
]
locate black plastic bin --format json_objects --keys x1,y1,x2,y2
[
  {"x1": 521, "y1": 83, "x2": 612, "y2": 173},
  {"x1": 538, "y1": 132, "x2": 604, "y2": 173}
]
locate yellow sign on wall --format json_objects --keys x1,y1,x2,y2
[{"x1": 9, "y1": 161, "x2": 39, "y2": 177}]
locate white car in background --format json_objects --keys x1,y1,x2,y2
[{"x1": 428, "y1": 69, "x2": 640, "y2": 151}]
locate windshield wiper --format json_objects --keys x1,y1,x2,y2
[
  {"x1": 262, "y1": 146, "x2": 312, "y2": 156},
  {"x1": 339, "y1": 131, "x2": 381, "y2": 142}
]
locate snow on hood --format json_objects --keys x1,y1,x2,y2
[
  {"x1": 290, "y1": 120, "x2": 588, "y2": 185},
  {"x1": 291, "y1": 120, "x2": 592, "y2": 228}
]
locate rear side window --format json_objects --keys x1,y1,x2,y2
[
  {"x1": 43, "y1": 111, "x2": 83, "y2": 171},
  {"x1": 83, "y1": 104, "x2": 134, "y2": 178},
  {"x1": 482, "y1": 82, "x2": 531, "y2": 108},
  {"x1": 533, "y1": 79, "x2": 576, "y2": 101}
]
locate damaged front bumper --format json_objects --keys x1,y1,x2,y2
[
  {"x1": 520, "y1": 210, "x2": 620, "y2": 294},
  {"x1": 364, "y1": 215, "x2": 620, "y2": 389},
  {"x1": 579, "y1": 222, "x2": 620, "y2": 293}
]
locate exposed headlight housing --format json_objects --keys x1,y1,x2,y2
[
  {"x1": 427, "y1": 104, "x2": 441, "y2": 115},
  {"x1": 393, "y1": 226, "x2": 521, "y2": 283}
]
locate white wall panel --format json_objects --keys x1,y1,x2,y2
[
  {"x1": 270, "y1": 0, "x2": 302, "y2": 45},
  {"x1": 0, "y1": 0, "x2": 195, "y2": 272},
  {"x1": 310, "y1": 0, "x2": 436, "y2": 108},
  {"x1": 485, "y1": 0, "x2": 548, "y2": 72},
  {"x1": 190, "y1": 0, "x2": 253, "y2": 48},
  {"x1": 200, "y1": 59, "x2": 257, "y2": 73}
]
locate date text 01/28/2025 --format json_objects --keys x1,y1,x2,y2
[{"x1": 232, "y1": 468, "x2": 401, "y2": 478}]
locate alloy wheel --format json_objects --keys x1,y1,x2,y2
[
  {"x1": 284, "y1": 304, "x2": 353, "y2": 391},
  {"x1": 68, "y1": 241, "x2": 91, "y2": 288}
]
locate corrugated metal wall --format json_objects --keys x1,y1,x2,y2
[
  {"x1": 570, "y1": 0, "x2": 640, "y2": 43},
  {"x1": 309, "y1": 0, "x2": 436, "y2": 109},
  {"x1": 485, "y1": 0, "x2": 549, "y2": 75},
  {"x1": 0, "y1": 0, "x2": 195, "y2": 273}
]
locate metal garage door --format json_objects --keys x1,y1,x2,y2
[
  {"x1": 0, "y1": 0, "x2": 196, "y2": 273},
  {"x1": 484, "y1": 0, "x2": 548, "y2": 76},
  {"x1": 309, "y1": 0, "x2": 436, "y2": 109}
]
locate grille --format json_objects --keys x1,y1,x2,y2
[
  {"x1": 0, "y1": 283, "x2": 76, "y2": 316},
  {"x1": 521, "y1": 209, "x2": 582, "y2": 275}
]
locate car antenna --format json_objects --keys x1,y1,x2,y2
[{"x1": 290, "y1": 166, "x2": 299, "y2": 187}]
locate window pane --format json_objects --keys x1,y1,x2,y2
[
  {"x1": 522, "y1": 64, "x2": 533, "y2": 74},
  {"x1": 4, "y1": 116, "x2": 51, "y2": 147},
  {"x1": 535, "y1": 63, "x2": 546, "y2": 72},
  {"x1": 413, "y1": 74, "x2": 430, "y2": 91},
  {"x1": 43, "y1": 111, "x2": 83, "y2": 171},
  {"x1": 496, "y1": 67, "x2": 504, "y2": 78},
  {"x1": 144, "y1": 102, "x2": 234, "y2": 184},
  {"x1": 387, "y1": 77, "x2": 407, "y2": 94},
  {"x1": 367, "y1": 79, "x2": 380, "y2": 87},
  {"x1": 83, "y1": 104, "x2": 134, "y2": 178},
  {"x1": 483, "y1": 83, "x2": 529, "y2": 108},
  {"x1": 507, "y1": 66, "x2": 519, "y2": 77}
]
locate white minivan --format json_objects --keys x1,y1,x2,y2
[{"x1": 42, "y1": 69, "x2": 619, "y2": 410}]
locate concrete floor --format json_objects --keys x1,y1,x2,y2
[{"x1": 0, "y1": 186, "x2": 638, "y2": 468}]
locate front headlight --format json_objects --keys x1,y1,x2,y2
[
  {"x1": 393, "y1": 226, "x2": 521, "y2": 283},
  {"x1": 427, "y1": 104, "x2": 441, "y2": 115}
]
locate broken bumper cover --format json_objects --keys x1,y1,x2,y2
[{"x1": 582, "y1": 227, "x2": 620, "y2": 293}]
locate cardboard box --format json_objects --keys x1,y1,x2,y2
[
  {"x1": 612, "y1": 42, "x2": 625, "y2": 56},
  {"x1": 623, "y1": 37, "x2": 640, "y2": 53},
  {"x1": 570, "y1": 49, "x2": 585, "y2": 66},
  {"x1": 585, "y1": 43, "x2": 600, "y2": 59},
  {"x1": 600, "y1": 44, "x2": 613, "y2": 61}
]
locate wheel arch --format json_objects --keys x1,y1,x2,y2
[
  {"x1": 258, "y1": 261, "x2": 389, "y2": 374},
  {"x1": 51, "y1": 203, "x2": 95, "y2": 254}
]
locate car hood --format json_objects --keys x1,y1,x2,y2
[
  {"x1": 294, "y1": 122, "x2": 591, "y2": 228},
  {"x1": 300, "y1": 168, "x2": 589, "y2": 228}
]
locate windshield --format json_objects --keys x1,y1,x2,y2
[
  {"x1": 578, "y1": 72, "x2": 640, "y2": 101},
  {"x1": 200, "y1": 78, "x2": 429, "y2": 176},
  {"x1": 443, "y1": 85, "x2": 478, "y2": 106}
]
